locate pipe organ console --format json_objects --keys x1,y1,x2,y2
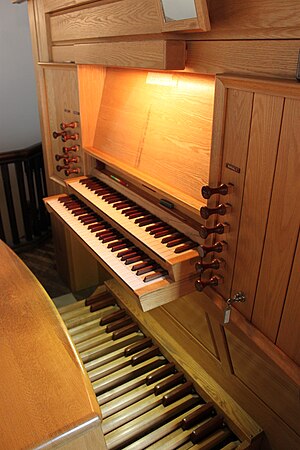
[{"x1": 7, "y1": 1, "x2": 300, "y2": 449}]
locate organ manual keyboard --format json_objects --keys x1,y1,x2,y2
[
  {"x1": 45, "y1": 171, "x2": 204, "y2": 311},
  {"x1": 0, "y1": 240, "x2": 262, "y2": 449}
]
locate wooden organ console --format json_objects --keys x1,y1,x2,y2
[{"x1": 7, "y1": 1, "x2": 300, "y2": 449}]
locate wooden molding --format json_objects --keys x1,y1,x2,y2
[{"x1": 73, "y1": 40, "x2": 186, "y2": 70}]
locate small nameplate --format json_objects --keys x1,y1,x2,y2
[{"x1": 226, "y1": 163, "x2": 240, "y2": 173}]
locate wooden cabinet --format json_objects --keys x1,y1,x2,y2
[
  {"x1": 30, "y1": 0, "x2": 210, "y2": 68},
  {"x1": 205, "y1": 75, "x2": 300, "y2": 361}
]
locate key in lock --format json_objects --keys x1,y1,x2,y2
[{"x1": 224, "y1": 291, "x2": 246, "y2": 324}]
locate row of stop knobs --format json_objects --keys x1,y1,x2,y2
[
  {"x1": 53, "y1": 121, "x2": 81, "y2": 176},
  {"x1": 195, "y1": 183, "x2": 233, "y2": 292}
]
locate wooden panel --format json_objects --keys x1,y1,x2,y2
[
  {"x1": 43, "y1": 0, "x2": 77, "y2": 12},
  {"x1": 138, "y1": 73, "x2": 214, "y2": 196},
  {"x1": 252, "y1": 98, "x2": 300, "y2": 341},
  {"x1": 277, "y1": 232, "x2": 300, "y2": 365},
  {"x1": 31, "y1": 0, "x2": 50, "y2": 62},
  {"x1": 0, "y1": 241, "x2": 101, "y2": 450},
  {"x1": 226, "y1": 329, "x2": 300, "y2": 435},
  {"x1": 74, "y1": 40, "x2": 186, "y2": 70},
  {"x1": 50, "y1": 0, "x2": 161, "y2": 42},
  {"x1": 52, "y1": 44, "x2": 75, "y2": 63},
  {"x1": 93, "y1": 68, "x2": 214, "y2": 205},
  {"x1": 44, "y1": 0, "x2": 99, "y2": 13},
  {"x1": 77, "y1": 65, "x2": 107, "y2": 149},
  {"x1": 191, "y1": 0, "x2": 300, "y2": 39},
  {"x1": 213, "y1": 87, "x2": 254, "y2": 299},
  {"x1": 163, "y1": 296, "x2": 219, "y2": 358},
  {"x1": 186, "y1": 40, "x2": 300, "y2": 80},
  {"x1": 232, "y1": 94, "x2": 284, "y2": 319},
  {"x1": 46, "y1": 0, "x2": 300, "y2": 40},
  {"x1": 191, "y1": 288, "x2": 300, "y2": 450},
  {"x1": 44, "y1": 65, "x2": 82, "y2": 182}
]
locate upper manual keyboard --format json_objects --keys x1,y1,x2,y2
[{"x1": 66, "y1": 177, "x2": 199, "y2": 266}]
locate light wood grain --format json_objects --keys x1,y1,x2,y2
[
  {"x1": 30, "y1": 0, "x2": 50, "y2": 62},
  {"x1": 231, "y1": 93, "x2": 284, "y2": 319},
  {"x1": 44, "y1": 65, "x2": 82, "y2": 181},
  {"x1": 50, "y1": 0, "x2": 161, "y2": 42},
  {"x1": 226, "y1": 329, "x2": 300, "y2": 436},
  {"x1": 219, "y1": 74, "x2": 300, "y2": 100},
  {"x1": 92, "y1": 68, "x2": 214, "y2": 209},
  {"x1": 214, "y1": 87, "x2": 253, "y2": 300},
  {"x1": 277, "y1": 232, "x2": 300, "y2": 365},
  {"x1": 190, "y1": 0, "x2": 300, "y2": 40},
  {"x1": 43, "y1": 0, "x2": 77, "y2": 12},
  {"x1": 74, "y1": 40, "x2": 186, "y2": 70},
  {"x1": 52, "y1": 44, "x2": 76, "y2": 63},
  {"x1": 77, "y1": 65, "x2": 106, "y2": 149},
  {"x1": 252, "y1": 98, "x2": 300, "y2": 341},
  {"x1": 163, "y1": 297, "x2": 219, "y2": 358},
  {"x1": 0, "y1": 241, "x2": 102, "y2": 450},
  {"x1": 186, "y1": 40, "x2": 300, "y2": 80}
]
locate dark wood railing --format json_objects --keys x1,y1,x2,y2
[{"x1": 0, "y1": 143, "x2": 50, "y2": 248}]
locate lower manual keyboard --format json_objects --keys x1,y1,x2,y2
[{"x1": 45, "y1": 195, "x2": 198, "y2": 311}]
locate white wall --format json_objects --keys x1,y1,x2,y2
[{"x1": 0, "y1": 1, "x2": 41, "y2": 152}]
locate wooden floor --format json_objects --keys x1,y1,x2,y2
[{"x1": 18, "y1": 236, "x2": 71, "y2": 299}]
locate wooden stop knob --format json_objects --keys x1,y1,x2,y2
[
  {"x1": 201, "y1": 183, "x2": 232, "y2": 200},
  {"x1": 60, "y1": 121, "x2": 79, "y2": 130},
  {"x1": 195, "y1": 275, "x2": 223, "y2": 292}
]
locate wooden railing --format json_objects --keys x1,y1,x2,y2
[{"x1": 0, "y1": 143, "x2": 50, "y2": 248}]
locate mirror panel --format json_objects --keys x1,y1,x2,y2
[{"x1": 161, "y1": 0, "x2": 197, "y2": 22}]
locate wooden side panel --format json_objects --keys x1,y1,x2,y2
[
  {"x1": 232, "y1": 94, "x2": 284, "y2": 319},
  {"x1": 213, "y1": 88, "x2": 253, "y2": 299},
  {"x1": 50, "y1": 0, "x2": 161, "y2": 42},
  {"x1": 252, "y1": 98, "x2": 300, "y2": 341},
  {"x1": 226, "y1": 329, "x2": 300, "y2": 436},
  {"x1": 277, "y1": 233, "x2": 300, "y2": 365},
  {"x1": 77, "y1": 65, "x2": 107, "y2": 149},
  {"x1": 43, "y1": 65, "x2": 82, "y2": 182}
]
